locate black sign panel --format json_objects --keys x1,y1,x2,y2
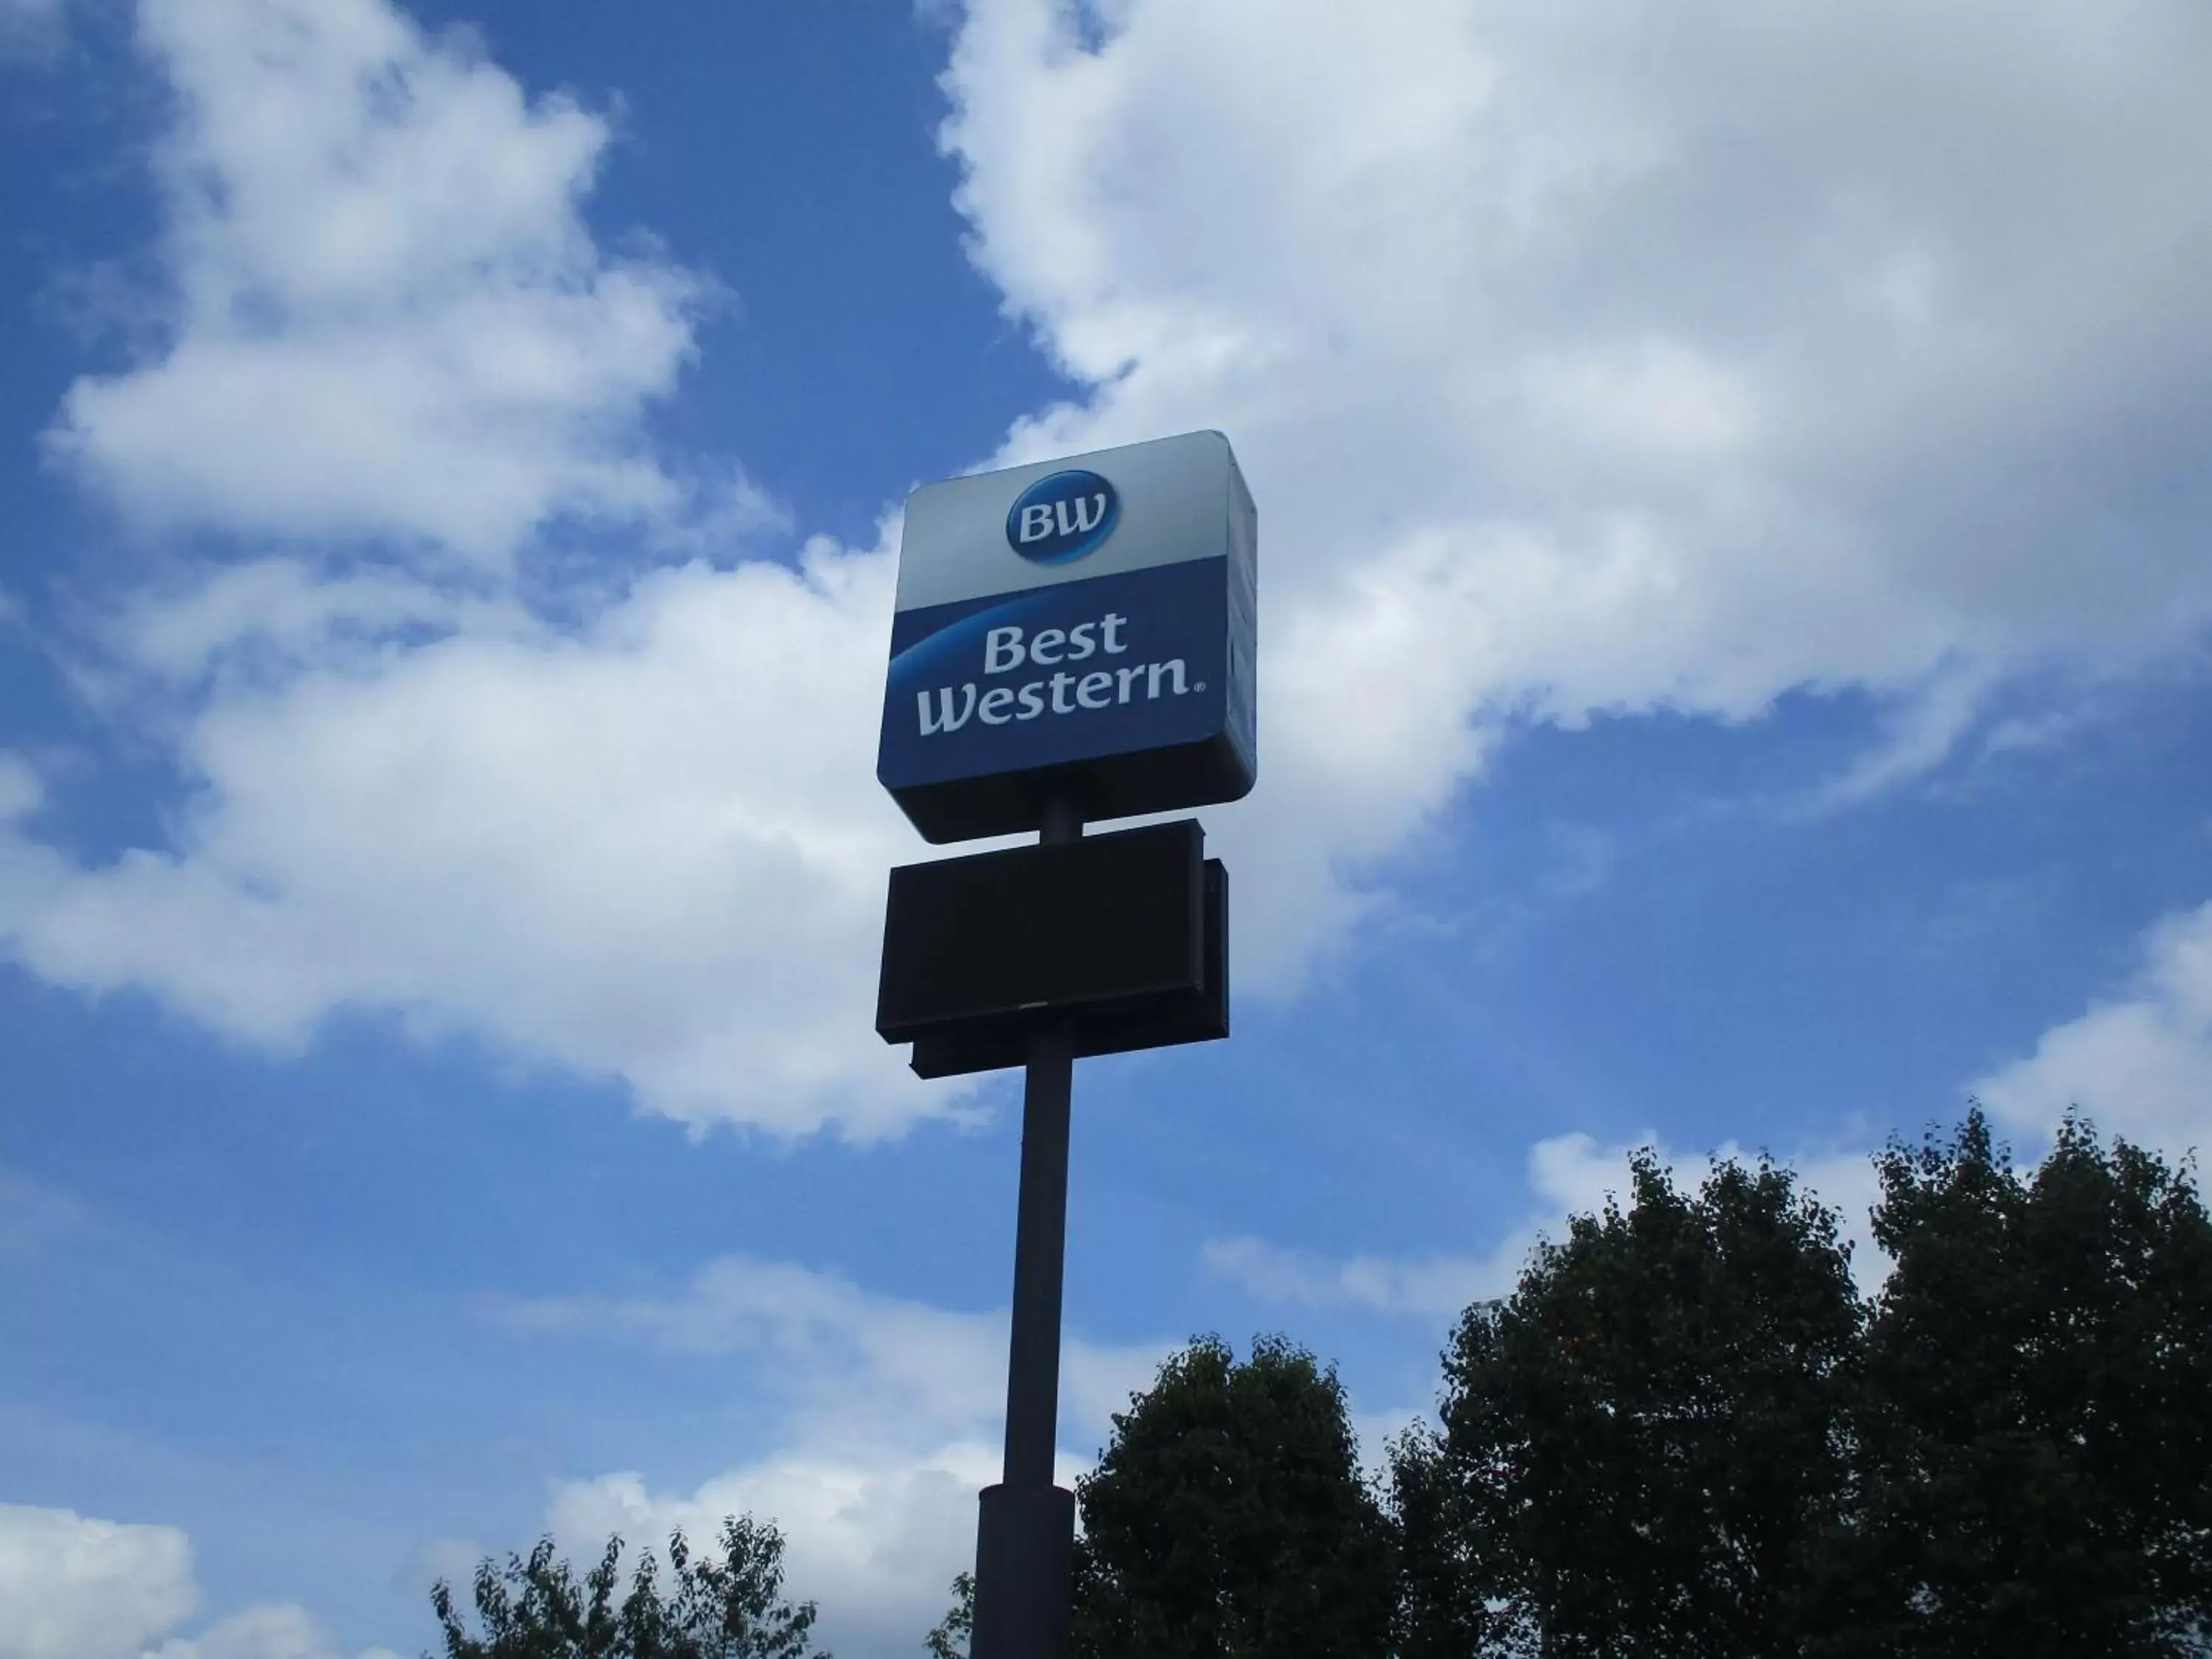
[{"x1": 877, "y1": 820, "x2": 1228, "y2": 1077}]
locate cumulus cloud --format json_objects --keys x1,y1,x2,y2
[
  {"x1": 1, "y1": 542, "x2": 936, "y2": 1135},
  {"x1": 0, "y1": 0, "x2": 940, "y2": 1138},
  {"x1": 502, "y1": 1254, "x2": 1163, "y2": 1654},
  {"x1": 1202, "y1": 1130, "x2": 1626, "y2": 1315},
  {"x1": 5, "y1": 0, "x2": 2211, "y2": 1135},
  {"x1": 547, "y1": 1453, "x2": 995, "y2": 1658},
  {"x1": 1975, "y1": 900, "x2": 2212, "y2": 1158},
  {"x1": 46, "y1": 0, "x2": 706, "y2": 562},
  {"x1": 0, "y1": 1503, "x2": 395, "y2": 1659},
  {"x1": 144, "y1": 1604, "x2": 398, "y2": 1659},
  {"x1": 942, "y1": 0, "x2": 2212, "y2": 967},
  {"x1": 1207, "y1": 1128, "x2": 1887, "y2": 1314},
  {"x1": 498, "y1": 1251, "x2": 1162, "y2": 1442},
  {"x1": 0, "y1": 1503, "x2": 198, "y2": 1659},
  {"x1": 1202, "y1": 1233, "x2": 1506, "y2": 1320}
]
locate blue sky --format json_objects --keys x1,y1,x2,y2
[{"x1": 3, "y1": 1, "x2": 2211, "y2": 1655}]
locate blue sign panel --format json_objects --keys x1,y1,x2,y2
[
  {"x1": 885, "y1": 557, "x2": 1228, "y2": 782},
  {"x1": 879, "y1": 431, "x2": 1256, "y2": 844}
]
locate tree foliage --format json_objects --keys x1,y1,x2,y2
[
  {"x1": 430, "y1": 1517, "x2": 830, "y2": 1659},
  {"x1": 1071, "y1": 1333, "x2": 1396, "y2": 1659},
  {"x1": 921, "y1": 1571, "x2": 972, "y2": 1659},
  {"x1": 1395, "y1": 1109, "x2": 2212, "y2": 1657},
  {"x1": 430, "y1": 1112, "x2": 2208, "y2": 1659},
  {"x1": 1836, "y1": 1111, "x2": 2212, "y2": 1655},
  {"x1": 1394, "y1": 1152, "x2": 1862, "y2": 1657}
]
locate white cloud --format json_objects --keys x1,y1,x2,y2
[
  {"x1": 0, "y1": 542, "x2": 941, "y2": 1137},
  {"x1": 500, "y1": 1252, "x2": 1163, "y2": 1453},
  {"x1": 504, "y1": 1254, "x2": 1164, "y2": 1656},
  {"x1": 143, "y1": 1604, "x2": 350, "y2": 1659},
  {"x1": 1795, "y1": 658, "x2": 1998, "y2": 813},
  {"x1": 94, "y1": 560, "x2": 523, "y2": 690},
  {"x1": 46, "y1": 0, "x2": 705, "y2": 563},
  {"x1": 0, "y1": 0, "x2": 932, "y2": 1138},
  {"x1": 1207, "y1": 1127, "x2": 1887, "y2": 1315},
  {"x1": 0, "y1": 1503, "x2": 197, "y2": 1659},
  {"x1": 1203, "y1": 1234, "x2": 1507, "y2": 1321},
  {"x1": 942, "y1": 0, "x2": 2212, "y2": 973},
  {"x1": 7, "y1": 0, "x2": 2211, "y2": 1135},
  {"x1": 1975, "y1": 900, "x2": 2212, "y2": 1158},
  {"x1": 1202, "y1": 1130, "x2": 1623, "y2": 1315},
  {"x1": 0, "y1": 1505, "x2": 394, "y2": 1659},
  {"x1": 547, "y1": 1453, "x2": 997, "y2": 1659}
]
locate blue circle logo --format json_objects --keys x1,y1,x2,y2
[{"x1": 1006, "y1": 470, "x2": 1120, "y2": 564}]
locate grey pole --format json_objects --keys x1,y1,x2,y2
[
  {"x1": 1001, "y1": 1018, "x2": 1075, "y2": 1489},
  {"x1": 971, "y1": 793, "x2": 1083, "y2": 1659}
]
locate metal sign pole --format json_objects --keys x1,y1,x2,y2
[
  {"x1": 874, "y1": 431, "x2": 1253, "y2": 1655},
  {"x1": 972, "y1": 797, "x2": 1083, "y2": 1659}
]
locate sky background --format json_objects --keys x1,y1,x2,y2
[{"x1": 3, "y1": 1, "x2": 2210, "y2": 1655}]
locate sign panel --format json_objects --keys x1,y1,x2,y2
[
  {"x1": 876, "y1": 819, "x2": 1228, "y2": 1077},
  {"x1": 879, "y1": 430, "x2": 1256, "y2": 842}
]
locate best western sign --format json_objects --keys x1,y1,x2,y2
[{"x1": 879, "y1": 430, "x2": 1257, "y2": 842}]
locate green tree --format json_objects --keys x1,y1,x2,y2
[
  {"x1": 1071, "y1": 1333, "x2": 1396, "y2": 1659},
  {"x1": 921, "y1": 1571, "x2": 972, "y2": 1659},
  {"x1": 430, "y1": 1517, "x2": 830, "y2": 1659},
  {"x1": 1394, "y1": 1153, "x2": 1863, "y2": 1657},
  {"x1": 1838, "y1": 1109, "x2": 2212, "y2": 1656}
]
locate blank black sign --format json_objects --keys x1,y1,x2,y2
[{"x1": 877, "y1": 821, "x2": 1205, "y2": 1041}]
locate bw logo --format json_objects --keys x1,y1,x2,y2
[{"x1": 1006, "y1": 470, "x2": 1119, "y2": 565}]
